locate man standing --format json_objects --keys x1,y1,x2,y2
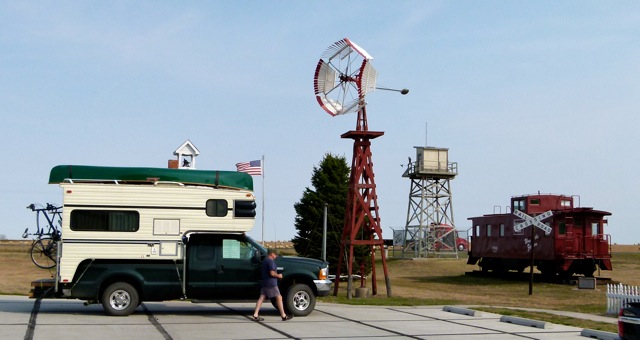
[{"x1": 252, "y1": 249, "x2": 292, "y2": 321}]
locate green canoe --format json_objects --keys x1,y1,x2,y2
[{"x1": 49, "y1": 165, "x2": 253, "y2": 191}]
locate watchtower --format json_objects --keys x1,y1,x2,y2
[{"x1": 402, "y1": 146, "x2": 458, "y2": 257}]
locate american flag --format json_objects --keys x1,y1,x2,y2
[{"x1": 236, "y1": 160, "x2": 262, "y2": 176}]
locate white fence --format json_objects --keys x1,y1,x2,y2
[{"x1": 607, "y1": 283, "x2": 640, "y2": 315}]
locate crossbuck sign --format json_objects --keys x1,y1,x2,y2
[{"x1": 513, "y1": 210, "x2": 553, "y2": 235}]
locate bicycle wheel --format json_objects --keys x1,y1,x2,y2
[{"x1": 30, "y1": 237, "x2": 57, "y2": 269}]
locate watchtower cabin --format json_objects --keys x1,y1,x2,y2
[{"x1": 467, "y1": 193, "x2": 612, "y2": 277}]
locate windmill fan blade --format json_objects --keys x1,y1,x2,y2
[
  {"x1": 322, "y1": 39, "x2": 352, "y2": 60},
  {"x1": 314, "y1": 60, "x2": 337, "y2": 95},
  {"x1": 359, "y1": 62, "x2": 378, "y2": 96},
  {"x1": 322, "y1": 38, "x2": 374, "y2": 61},
  {"x1": 316, "y1": 96, "x2": 344, "y2": 116},
  {"x1": 343, "y1": 38, "x2": 373, "y2": 60}
]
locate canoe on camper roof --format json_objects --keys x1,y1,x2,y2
[{"x1": 48, "y1": 165, "x2": 253, "y2": 191}]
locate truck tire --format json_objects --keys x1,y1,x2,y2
[
  {"x1": 101, "y1": 282, "x2": 139, "y2": 316},
  {"x1": 284, "y1": 283, "x2": 315, "y2": 317}
]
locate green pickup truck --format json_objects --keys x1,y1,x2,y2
[
  {"x1": 34, "y1": 232, "x2": 331, "y2": 316},
  {"x1": 31, "y1": 165, "x2": 331, "y2": 317}
]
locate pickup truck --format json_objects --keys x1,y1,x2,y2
[{"x1": 32, "y1": 232, "x2": 331, "y2": 316}]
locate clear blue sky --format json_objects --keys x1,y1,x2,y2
[{"x1": 1, "y1": 2, "x2": 638, "y2": 245}]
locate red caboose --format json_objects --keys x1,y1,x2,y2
[{"x1": 467, "y1": 194, "x2": 612, "y2": 277}]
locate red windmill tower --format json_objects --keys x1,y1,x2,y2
[{"x1": 313, "y1": 38, "x2": 407, "y2": 298}]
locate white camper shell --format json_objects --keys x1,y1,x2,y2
[{"x1": 57, "y1": 181, "x2": 256, "y2": 282}]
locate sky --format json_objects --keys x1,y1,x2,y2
[{"x1": 1, "y1": 1, "x2": 639, "y2": 245}]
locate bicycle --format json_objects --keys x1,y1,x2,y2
[{"x1": 22, "y1": 203, "x2": 62, "y2": 269}]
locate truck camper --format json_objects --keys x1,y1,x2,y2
[{"x1": 31, "y1": 165, "x2": 331, "y2": 316}]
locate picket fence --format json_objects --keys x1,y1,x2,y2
[{"x1": 606, "y1": 283, "x2": 640, "y2": 315}]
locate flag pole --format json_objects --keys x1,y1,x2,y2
[{"x1": 261, "y1": 155, "x2": 265, "y2": 245}]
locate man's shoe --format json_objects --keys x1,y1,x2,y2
[{"x1": 281, "y1": 315, "x2": 293, "y2": 321}]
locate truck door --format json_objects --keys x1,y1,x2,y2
[
  {"x1": 215, "y1": 235, "x2": 262, "y2": 299},
  {"x1": 186, "y1": 236, "x2": 221, "y2": 299}
]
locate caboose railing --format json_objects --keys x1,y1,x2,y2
[
  {"x1": 555, "y1": 234, "x2": 611, "y2": 257},
  {"x1": 588, "y1": 234, "x2": 612, "y2": 256},
  {"x1": 606, "y1": 283, "x2": 640, "y2": 315}
]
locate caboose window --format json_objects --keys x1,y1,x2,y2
[
  {"x1": 530, "y1": 198, "x2": 540, "y2": 205},
  {"x1": 513, "y1": 199, "x2": 525, "y2": 212},
  {"x1": 486, "y1": 224, "x2": 492, "y2": 237},
  {"x1": 475, "y1": 225, "x2": 480, "y2": 237},
  {"x1": 591, "y1": 222, "x2": 599, "y2": 236},
  {"x1": 559, "y1": 222, "x2": 566, "y2": 234},
  {"x1": 499, "y1": 224, "x2": 505, "y2": 237},
  {"x1": 561, "y1": 199, "x2": 571, "y2": 207}
]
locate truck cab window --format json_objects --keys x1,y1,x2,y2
[{"x1": 222, "y1": 239, "x2": 257, "y2": 260}]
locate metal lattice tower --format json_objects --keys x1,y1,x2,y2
[{"x1": 402, "y1": 147, "x2": 458, "y2": 258}]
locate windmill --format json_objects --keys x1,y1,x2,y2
[{"x1": 313, "y1": 38, "x2": 407, "y2": 298}]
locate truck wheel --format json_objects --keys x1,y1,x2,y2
[
  {"x1": 285, "y1": 283, "x2": 315, "y2": 317},
  {"x1": 101, "y1": 282, "x2": 139, "y2": 316}
]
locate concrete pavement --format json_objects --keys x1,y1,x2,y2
[{"x1": 0, "y1": 295, "x2": 619, "y2": 340}]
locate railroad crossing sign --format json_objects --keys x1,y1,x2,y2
[
  {"x1": 513, "y1": 209, "x2": 554, "y2": 296},
  {"x1": 513, "y1": 210, "x2": 553, "y2": 234}
]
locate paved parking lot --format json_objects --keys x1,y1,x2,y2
[{"x1": 0, "y1": 295, "x2": 617, "y2": 339}]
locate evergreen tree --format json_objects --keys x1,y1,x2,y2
[{"x1": 292, "y1": 154, "x2": 371, "y2": 275}]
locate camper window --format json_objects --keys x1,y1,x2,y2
[
  {"x1": 70, "y1": 210, "x2": 140, "y2": 232},
  {"x1": 206, "y1": 199, "x2": 228, "y2": 217}
]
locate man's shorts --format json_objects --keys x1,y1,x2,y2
[{"x1": 261, "y1": 286, "x2": 281, "y2": 299}]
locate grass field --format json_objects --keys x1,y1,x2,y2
[{"x1": 3, "y1": 240, "x2": 638, "y2": 333}]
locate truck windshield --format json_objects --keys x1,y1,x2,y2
[{"x1": 245, "y1": 235, "x2": 268, "y2": 257}]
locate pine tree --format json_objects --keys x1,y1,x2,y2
[{"x1": 292, "y1": 153, "x2": 370, "y2": 275}]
